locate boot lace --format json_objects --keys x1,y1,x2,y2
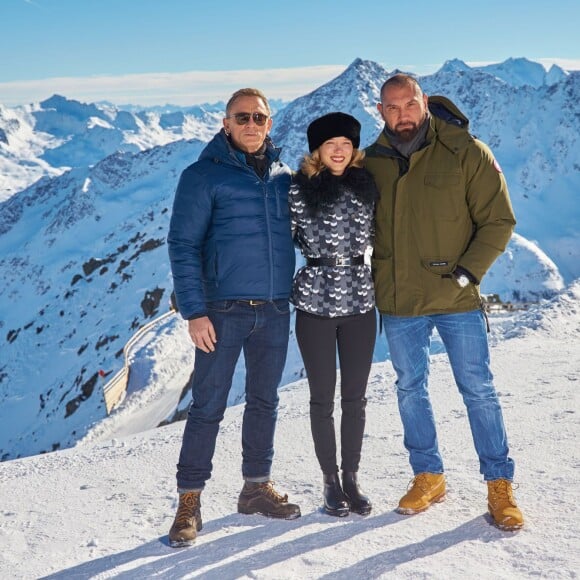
[
  {"x1": 175, "y1": 492, "x2": 200, "y2": 527},
  {"x1": 258, "y1": 481, "x2": 288, "y2": 504},
  {"x1": 489, "y1": 479, "x2": 518, "y2": 506},
  {"x1": 408, "y1": 473, "x2": 431, "y2": 493}
]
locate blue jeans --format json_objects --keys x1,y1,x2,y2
[
  {"x1": 382, "y1": 309, "x2": 515, "y2": 481},
  {"x1": 176, "y1": 299, "x2": 290, "y2": 490}
]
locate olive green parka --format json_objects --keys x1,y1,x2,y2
[{"x1": 365, "y1": 96, "x2": 516, "y2": 316}]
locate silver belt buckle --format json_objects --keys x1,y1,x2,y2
[{"x1": 335, "y1": 256, "x2": 345, "y2": 266}]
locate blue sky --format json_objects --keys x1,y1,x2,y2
[{"x1": 2, "y1": 0, "x2": 579, "y2": 106}]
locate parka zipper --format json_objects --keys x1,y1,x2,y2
[
  {"x1": 261, "y1": 171, "x2": 274, "y2": 301},
  {"x1": 260, "y1": 156, "x2": 285, "y2": 301},
  {"x1": 225, "y1": 144, "x2": 280, "y2": 301},
  {"x1": 388, "y1": 152, "x2": 408, "y2": 314}
]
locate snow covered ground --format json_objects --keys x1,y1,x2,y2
[{"x1": 0, "y1": 283, "x2": 578, "y2": 579}]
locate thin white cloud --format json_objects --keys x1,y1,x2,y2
[
  {"x1": 0, "y1": 65, "x2": 347, "y2": 107},
  {"x1": 536, "y1": 57, "x2": 580, "y2": 71},
  {"x1": 1, "y1": 58, "x2": 578, "y2": 108}
]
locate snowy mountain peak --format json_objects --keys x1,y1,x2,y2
[
  {"x1": 477, "y1": 57, "x2": 567, "y2": 87},
  {"x1": 271, "y1": 57, "x2": 389, "y2": 165},
  {"x1": 437, "y1": 57, "x2": 568, "y2": 88},
  {"x1": 40, "y1": 93, "x2": 110, "y2": 114},
  {"x1": 546, "y1": 63, "x2": 568, "y2": 84},
  {"x1": 439, "y1": 58, "x2": 471, "y2": 73}
]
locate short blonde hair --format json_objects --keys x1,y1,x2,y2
[
  {"x1": 300, "y1": 147, "x2": 365, "y2": 179},
  {"x1": 225, "y1": 88, "x2": 271, "y2": 115}
]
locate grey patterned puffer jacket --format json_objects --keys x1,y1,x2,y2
[{"x1": 290, "y1": 167, "x2": 378, "y2": 317}]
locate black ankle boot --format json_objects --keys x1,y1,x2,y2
[
  {"x1": 342, "y1": 471, "x2": 372, "y2": 515},
  {"x1": 323, "y1": 473, "x2": 350, "y2": 517}
]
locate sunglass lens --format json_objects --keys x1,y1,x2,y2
[
  {"x1": 232, "y1": 113, "x2": 268, "y2": 125},
  {"x1": 234, "y1": 113, "x2": 251, "y2": 125},
  {"x1": 253, "y1": 113, "x2": 268, "y2": 126}
]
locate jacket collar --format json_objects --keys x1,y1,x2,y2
[
  {"x1": 199, "y1": 129, "x2": 281, "y2": 167},
  {"x1": 376, "y1": 95, "x2": 471, "y2": 157}
]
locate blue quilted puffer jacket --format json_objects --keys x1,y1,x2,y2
[{"x1": 168, "y1": 130, "x2": 295, "y2": 320}]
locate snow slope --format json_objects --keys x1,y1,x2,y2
[{"x1": 0, "y1": 282, "x2": 578, "y2": 579}]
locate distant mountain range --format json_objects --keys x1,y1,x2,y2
[
  {"x1": 0, "y1": 57, "x2": 577, "y2": 460},
  {"x1": 440, "y1": 57, "x2": 568, "y2": 87},
  {"x1": 0, "y1": 95, "x2": 224, "y2": 201}
]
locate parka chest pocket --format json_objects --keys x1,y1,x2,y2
[{"x1": 422, "y1": 172, "x2": 463, "y2": 221}]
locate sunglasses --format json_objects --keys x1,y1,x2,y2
[{"x1": 226, "y1": 112, "x2": 269, "y2": 126}]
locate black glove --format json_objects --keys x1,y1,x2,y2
[{"x1": 453, "y1": 265, "x2": 479, "y2": 288}]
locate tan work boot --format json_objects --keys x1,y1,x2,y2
[
  {"x1": 238, "y1": 481, "x2": 301, "y2": 520},
  {"x1": 487, "y1": 479, "x2": 524, "y2": 531},
  {"x1": 169, "y1": 491, "x2": 202, "y2": 548},
  {"x1": 397, "y1": 472, "x2": 446, "y2": 514}
]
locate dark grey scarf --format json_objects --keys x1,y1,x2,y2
[
  {"x1": 227, "y1": 137, "x2": 269, "y2": 178},
  {"x1": 384, "y1": 114, "x2": 430, "y2": 158},
  {"x1": 244, "y1": 143, "x2": 268, "y2": 178}
]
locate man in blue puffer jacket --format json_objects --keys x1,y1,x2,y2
[{"x1": 167, "y1": 88, "x2": 299, "y2": 547}]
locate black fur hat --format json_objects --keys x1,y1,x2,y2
[{"x1": 307, "y1": 112, "x2": 361, "y2": 152}]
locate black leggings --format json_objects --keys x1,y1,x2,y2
[{"x1": 295, "y1": 308, "x2": 376, "y2": 474}]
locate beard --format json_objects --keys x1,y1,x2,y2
[{"x1": 392, "y1": 122, "x2": 421, "y2": 143}]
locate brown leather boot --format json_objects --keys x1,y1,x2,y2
[
  {"x1": 238, "y1": 481, "x2": 301, "y2": 520},
  {"x1": 168, "y1": 491, "x2": 202, "y2": 548}
]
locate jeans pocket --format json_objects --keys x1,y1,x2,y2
[
  {"x1": 207, "y1": 300, "x2": 235, "y2": 313},
  {"x1": 271, "y1": 299, "x2": 290, "y2": 315}
]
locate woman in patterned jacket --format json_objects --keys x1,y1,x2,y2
[{"x1": 290, "y1": 112, "x2": 378, "y2": 517}]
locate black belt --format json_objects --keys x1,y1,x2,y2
[
  {"x1": 236, "y1": 299, "x2": 268, "y2": 306},
  {"x1": 306, "y1": 256, "x2": 365, "y2": 267}
]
